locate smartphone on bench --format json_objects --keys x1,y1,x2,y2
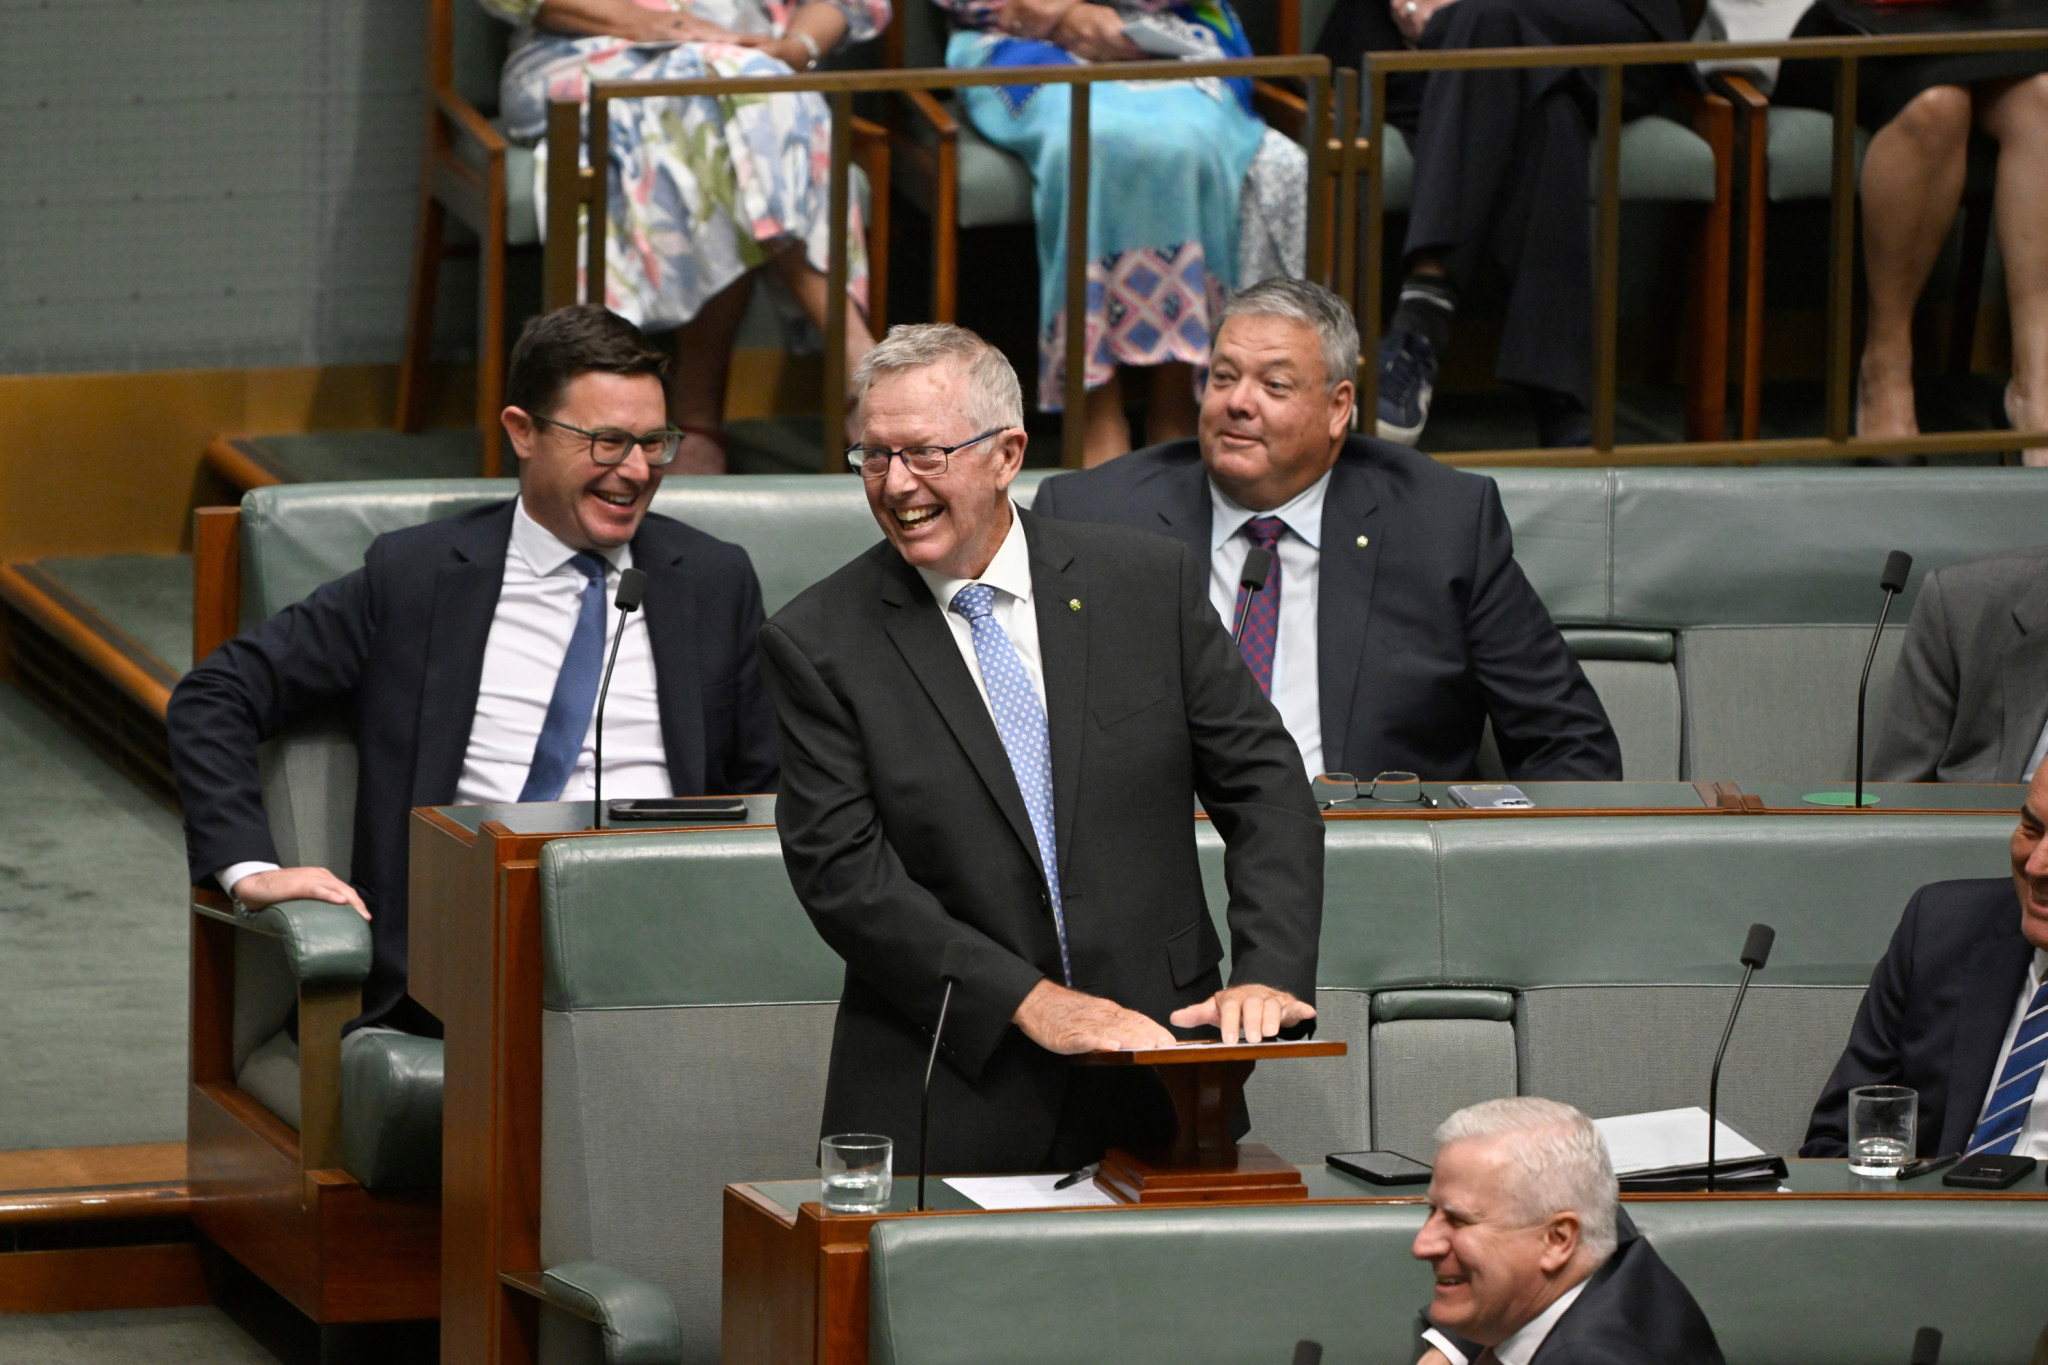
[
  {"x1": 1942, "y1": 1153, "x2": 2037, "y2": 1189},
  {"x1": 1328, "y1": 1151, "x2": 1433, "y2": 1185},
  {"x1": 606, "y1": 796, "x2": 751, "y2": 823}
]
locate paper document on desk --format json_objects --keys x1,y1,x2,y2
[
  {"x1": 1594, "y1": 1106, "x2": 1781, "y2": 1185},
  {"x1": 945, "y1": 1174, "x2": 1119, "y2": 1210}
]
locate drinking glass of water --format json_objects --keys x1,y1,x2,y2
[
  {"x1": 1848, "y1": 1085, "x2": 1917, "y2": 1177},
  {"x1": 820, "y1": 1134, "x2": 893, "y2": 1213}
]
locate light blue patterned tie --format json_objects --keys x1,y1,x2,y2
[
  {"x1": 518, "y1": 552, "x2": 609, "y2": 802},
  {"x1": 1967, "y1": 978, "x2": 2048, "y2": 1156},
  {"x1": 949, "y1": 583, "x2": 1072, "y2": 987}
]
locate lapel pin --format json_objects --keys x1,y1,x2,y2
[
  {"x1": 1356, "y1": 535, "x2": 1370, "y2": 548},
  {"x1": 1068, "y1": 598, "x2": 1082, "y2": 611}
]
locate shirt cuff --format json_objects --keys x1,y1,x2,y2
[
  {"x1": 1422, "y1": 1327, "x2": 1467, "y2": 1365},
  {"x1": 218, "y1": 861, "x2": 281, "y2": 899}
]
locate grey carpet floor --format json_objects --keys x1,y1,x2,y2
[
  {"x1": 0, "y1": 681, "x2": 188, "y2": 1150},
  {"x1": 0, "y1": 1308, "x2": 279, "y2": 1364}
]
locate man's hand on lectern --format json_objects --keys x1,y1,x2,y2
[
  {"x1": 1013, "y1": 980, "x2": 1176, "y2": 1053},
  {"x1": 232, "y1": 867, "x2": 371, "y2": 922},
  {"x1": 1171, "y1": 984, "x2": 1315, "y2": 1044}
]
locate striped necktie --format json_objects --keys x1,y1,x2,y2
[{"x1": 1966, "y1": 978, "x2": 2048, "y2": 1156}]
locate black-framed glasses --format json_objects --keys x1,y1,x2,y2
[
  {"x1": 845, "y1": 428, "x2": 1006, "y2": 479},
  {"x1": 534, "y1": 416, "x2": 686, "y2": 467}
]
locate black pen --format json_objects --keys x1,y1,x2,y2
[
  {"x1": 1897, "y1": 1153, "x2": 1960, "y2": 1180},
  {"x1": 1053, "y1": 1162, "x2": 1099, "y2": 1191}
]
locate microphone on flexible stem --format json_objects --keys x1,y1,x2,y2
[
  {"x1": 1231, "y1": 547, "x2": 1274, "y2": 644},
  {"x1": 1909, "y1": 1327, "x2": 1942, "y2": 1365},
  {"x1": 917, "y1": 942, "x2": 971, "y2": 1211},
  {"x1": 590, "y1": 567, "x2": 647, "y2": 831},
  {"x1": 1707, "y1": 922, "x2": 1774, "y2": 1192},
  {"x1": 1854, "y1": 550, "x2": 1914, "y2": 811}
]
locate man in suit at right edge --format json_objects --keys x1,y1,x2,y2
[
  {"x1": 1411, "y1": 1098, "x2": 1724, "y2": 1365},
  {"x1": 1870, "y1": 543, "x2": 2048, "y2": 784},
  {"x1": 1033, "y1": 278, "x2": 1619, "y2": 784},
  {"x1": 1803, "y1": 758, "x2": 2048, "y2": 1159}
]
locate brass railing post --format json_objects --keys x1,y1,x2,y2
[
  {"x1": 1826, "y1": 53, "x2": 1859, "y2": 447},
  {"x1": 825, "y1": 89, "x2": 854, "y2": 471},
  {"x1": 1304, "y1": 68, "x2": 1329, "y2": 285},
  {"x1": 1591, "y1": 63, "x2": 1624, "y2": 454},
  {"x1": 586, "y1": 91, "x2": 611, "y2": 310},
  {"x1": 1062, "y1": 82, "x2": 1092, "y2": 469},
  {"x1": 1358, "y1": 61, "x2": 1386, "y2": 428},
  {"x1": 1334, "y1": 67, "x2": 1360, "y2": 310},
  {"x1": 543, "y1": 100, "x2": 584, "y2": 311}
]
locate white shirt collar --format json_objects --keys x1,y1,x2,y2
[
  {"x1": 1208, "y1": 469, "x2": 1332, "y2": 552},
  {"x1": 1491, "y1": 1277, "x2": 1591, "y2": 1365},
  {"x1": 915, "y1": 501, "x2": 1033, "y2": 615},
  {"x1": 511, "y1": 497, "x2": 630, "y2": 578}
]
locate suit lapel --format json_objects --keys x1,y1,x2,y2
[
  {"x1": 1149, "y1": 460, "x2": 1213, "y2": 556},
  {"x1": 1026, "y1": 513, "x2": 1087, "y2": 871},
  {"x1": 1999, "y1": 580, "x2": 2048, "y2": 779},
  {"x1": 637, "y1": 519, "x2": 706, "y2": 794},
  {"x1": 1316, "y1": 450, "x2": 1384, "y2": 773},
  {"x1": 412, "y1": 503, "x2": 514, "y2": 805},
  {"x1": 876, "y1": 551, "x2": 1042, "y2": 864},
  {"x1": 1941, "y1": 931, "x2": 2036, "y2": 1153}
]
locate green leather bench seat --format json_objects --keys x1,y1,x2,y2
[
  {"x1": 866, "y1": 1200, "x2": 2048, "y2": 1365},
  {"x1": 1374, "y1": 115, "x2": 1720, "y2": 216}
]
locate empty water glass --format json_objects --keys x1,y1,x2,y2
[{"x1": 1848, "y1": 1085, "x2": 1917, "y2": 1177}]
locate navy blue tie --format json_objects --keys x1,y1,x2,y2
[
  {"x1": 1967, "y1": 978, "x2": 2048, "y2": 1156},
  {"x1": 519, "y1": 552, "x2": 609, "y2": 802}
]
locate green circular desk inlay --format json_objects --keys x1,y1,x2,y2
[{"x1": 1803, "y1": 791, "x2": 1881, "y2": 807}]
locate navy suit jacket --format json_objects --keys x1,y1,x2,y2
[
  {"x1": 167, "y1": 500, "x2": 780, "y2": 1033},
  {"x1": 1802, "y1": 877, "x2": 2034, "y2": 1158},
  {"x1": 1032, "y1": 438, "x2": 1620, "y2": 781}
]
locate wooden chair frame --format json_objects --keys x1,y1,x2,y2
[{"x1": 183, "y1": 507, "x2": 440, "y2": 1327}]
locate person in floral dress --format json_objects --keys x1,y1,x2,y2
[{"x1": 486, "y1": 0, "x2": 892, "y2": 471}]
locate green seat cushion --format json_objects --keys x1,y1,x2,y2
[
  {"x1": 1378, "y1": 116, "x2": 1713, "y2": 213},
  {"x1": 898, "y1": 99, "x2": 1036, "y2": 230},
  {"x1": 340, "y1": 1028, "x2": 444, "y2": 1189},
  {"x1": 1766, "y1": 106, "x2": 1871, "y2": 202},
  {"x1": 224, "y1": 430, "x2": 484, "y2": 488}
]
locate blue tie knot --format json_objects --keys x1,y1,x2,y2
[
  {"x1": 950, "y1": 583, "x2": 997, "y2": 621},
  {"x1": 1246, "y1": 517, "x2": 1285, "y2": 551},
  {"x1": 570, "y1": 551, "x2": 608, "y2": 587}
]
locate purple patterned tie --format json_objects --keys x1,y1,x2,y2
[{"x1": 1235, "y1": 517, "x2": 1285, "y2": 697}]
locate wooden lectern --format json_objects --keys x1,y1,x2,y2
[{"x1": 1080, "y1": 1040, "x2": 1347, "y2": 1204}]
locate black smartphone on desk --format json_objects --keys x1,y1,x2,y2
[
  {"x1": 1942, "y1": 1153, "x2": 2037, "y2": 1189},
  {"x1": 1328, "y1": 1150, "x2": 1432, "y2": 1185},
  {"x1": 607, "y1": 796, "x2": 751, "y2": 823}
]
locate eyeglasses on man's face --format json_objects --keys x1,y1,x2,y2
[
  {"x1": 534, "y1": 415, "x2": 686, "y2": 467},
  {"x1": 845, "y1": 428, "x2": 1007, "y2": 479}
]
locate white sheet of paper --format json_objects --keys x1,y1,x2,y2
[
  {"x1": 1594, "y1": 1106, "x2": 1767, "y2": 1175},
  {"x1": 944, "y1": 1174, "x2": 1119, "y2": 1210}
]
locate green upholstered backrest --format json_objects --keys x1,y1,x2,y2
[{"x1": 867, "y1": 1200, "x2": 2048, "y2": 1365}]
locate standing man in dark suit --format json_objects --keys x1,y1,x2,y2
[
  {"x1": 1871, "y1": 543, "x2": 2048, "y2": 784},
  {"x1": 169, "y1": 306, "x2": 779, "y2": 1036},
  {"x1": 760, "y1": 323, "x2": 1323, "y2": 1174},
  {"x1": 1413, "y1": 1098, "x2": 1724, "y2": 1365},
  {"x1": 1315, "y1": 0, "x2": 1685, "y2": 447},
  {"x1": 1803, "y1": 760, "x2": 2048, "y2": 1159},
  {"x1": 1033, "y1": 278, "x2": 1619, "y2": 784}
]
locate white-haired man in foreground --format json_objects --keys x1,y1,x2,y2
[{"x1": 1414, "y1": 1098, "x2": 1723, "y2": 1365}]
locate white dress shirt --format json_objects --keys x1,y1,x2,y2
[
  {"x1": 914, "y1": 502, "x2": 1047, "y2": 721},
  {"x1": 1974, "y1": 946, "x2": 2048, "y2": 1158},
  {"x1": 1423, "y1": 1278, "x2": 1589, "y2": 1365},
  {"x1": 1206, "y1": 471, "x2": 1330, "y2": 779},
  {"x1": 219, "y1": 499, "x2": 670, "y2": 896},
  {"x1": 2026, "y1": 716, "x2": 2048, "y2": 782}
]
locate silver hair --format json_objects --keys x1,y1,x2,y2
[
  {"x1": 1434, "y1": 1097, "x2": 1619, "y2": 1261},
  {"x1": 1215, "y1": 277, "x2": 1360, "y2": 392},
  {"x1": 850, "y1": 322, "x2": 1025, "y2": 435}
]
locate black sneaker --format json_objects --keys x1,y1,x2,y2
[{"x1": 1376, "y1": 328, "x2": 1437, "y2": 446}]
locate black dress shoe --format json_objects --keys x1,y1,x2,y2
[{"x1": 1531, "y1": 388, "x2": 1591, "y2": 448}]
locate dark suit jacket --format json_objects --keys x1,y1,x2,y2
[
  {"x1": 1425, "y1": 1218, "x2": 1723, "y2": 1365},
  {"x1": 1032, "y1": 439, "x2": 1620, "y2": 782},
  {"x1": 759, "y1": 510, "x2": 1323, "y2": 1173},
  {"x1": 1802, "y1": 877, "x2": 2034, "y2": 1158},
  {"x1": 168, "y1": 500, "x2": 780, "y2": 1033},
  {"x1": 1870, "y1": 545, "x2": 2048, "y2": 783}
]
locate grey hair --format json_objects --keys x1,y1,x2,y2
[
  {"x1": 850, "y1": 322, "x2": 1025, "y2": 435},
  {"x1": 1215, "y1": 277, "x2": 1360, "y2": 392},
  {"x1": 1434, "y1": 1097, "x2": 1619, "y2": 1262}
]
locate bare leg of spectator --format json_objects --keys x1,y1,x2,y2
[
  {"x1": 1978, "y1": 72, "x2": 2048, "y2": 463},
  {"x1": 1147, "y1": 362, "x2": 1200, "y2": 446},
  {"x1": 1857, "y1": 85, "x2": 1971, "y2": 439},
  {"x1": 769, "y1": 244, "x2": 878, "y2": 441},
  {"x1": 666, "y1": 272, "x2": 756, "y2": 475},
  {"x1": 1084, "y1": 370, "x2": 1132, "y2": 466}
]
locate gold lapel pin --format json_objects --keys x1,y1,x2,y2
[
  {"x1": 1356, "y1": 535, "x2": 1370, "y2": 548},
  {"x1": 1068, "y1": 598, "x2": 1082, "y2": 611}
]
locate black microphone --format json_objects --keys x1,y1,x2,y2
[
  {"x1": 918, "y1": 942, "x2": 971, "y2": 1211},
  {"x1": 1707, "y1": 922, "x2": 1774, "y2": 1191},
  {"x1": 590, "y1": 567, "x2": 647, "y2": 831},
  {"x1": 1290, "y1": 1342, "x2": 1324, "y2": 1365},
  {"x1": 1854, "y1": 550, "x2": 1913, "y2": 811},
  {"x1": 1231, "y1": 547, "x2": 1274, "y2": 644},
  {"x1": 1909, "y1": 1327, "x2": 1942, "y2": 1365}
]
